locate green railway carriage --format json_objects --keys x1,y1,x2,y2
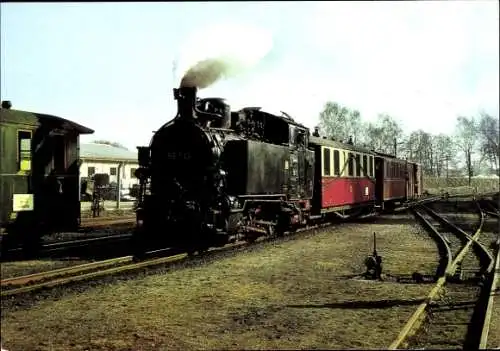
[{"x1": 0, "y1": 101, "x2": 93, "y2": 253}]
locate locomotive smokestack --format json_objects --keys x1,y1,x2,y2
[{"x1": 173, "y1": 87, "x2": 197, "y2": 119}]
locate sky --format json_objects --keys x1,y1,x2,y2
[{"x1": 1, "y1": 1, "x2": 499, "y2": 150}]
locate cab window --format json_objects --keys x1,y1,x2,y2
[{"x1": 18, "y1": 130, "x2": 32, "y2": 172}]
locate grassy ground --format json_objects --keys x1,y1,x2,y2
[
  {"x1": 424, "y1": 177, "x2": 499, "y2": 196},
  {"x1": 1, "y1": 215, "x2": 440, "y2": 350}
]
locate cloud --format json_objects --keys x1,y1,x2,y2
[
  {"x1": 299, "y1": 1, "x2": 498, "y2": 129},
  {"x1": 2, "y1": 1, "x2": 497, "y2": 151},
  {"x1": 199, "y1": 1, "x2": 498, "y2": 134}
]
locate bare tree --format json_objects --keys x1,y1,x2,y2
[
  {"x1": 455, "y1": 116, "x2": 478, "y2": 185},
  {"x1": 364, "y1": 114, "x2": 403, "y2": 155},
  {"x1": 346, "y1": 109, "x2": 362, "y2": 144},
  {"x1": 318, "y1": 101, "x2": 354, "y2": 142},
  {"x1": 432, "y1": 134, "x2": 456, "y2": 177},
  {"x1": 477, "y1": 112, "x2": 499, "y2": 175}
]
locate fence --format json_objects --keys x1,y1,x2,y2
[
  {"x1": 80, "y1": 200, "x2": 135, "y2": 218},
  {"x1": 423, "y1": 176, "x2": 500, "y2": 195}
]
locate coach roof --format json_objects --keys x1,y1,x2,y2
[
  {"x1": 0, "y1": 107, "x2": 94, "y2": 134},
  {"x1": 309, "y1": 135, "x2": 376, "y2": 154},
  {"x1": 80, "y1": 143, "x2": 138, "y2": 162}
]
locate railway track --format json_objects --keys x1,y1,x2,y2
[
  {"x1": 1, "y1": 217, "x2": 354, "y2": 298},
  {"x1": 389, "y1": 201, "x2": 498, "y2": 350},
  {"x1": 1, "y1": 232, "x2": 134, "y2": 262},
  {"x1": 0, "y1": 196, "x2": 447, "y2": 299},
  {"x1": 79, "y1": 215, "x2": 135, "y2": 228},
  {"x1": 0, "y1": 249, "x2": 178, "y2": 297}
]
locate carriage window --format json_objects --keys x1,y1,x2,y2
[
  {"x1": 363, "y1": 155, "x2": 368, "y2": 177},
  {"x1": 323, "y1": 148, "x2": 331, "y2": 176},
  {"x1": 17, "y1": 130, "x2": 32, "y2": 171},
  {"x1": 110, "y1": 167, "x2": 117, "y2": 176},
  {"x1": 333, "y1": 150, "x2": 340, "y2": 175},
  {"x1": 355, "y1": 154, "x2": 361, "y2": 176},
  {"x1": 348, "y1": 152, "x2": 354, "y2": 176},
  {"x1": 88, "y1": 166, "x2": 96, "y2": 177},
  {"x1": 131, "y1": 167, "x2": 137, "y2": 178},
  {"x1": 369, "y1": 156, "x2": 373, "y2": 177}
]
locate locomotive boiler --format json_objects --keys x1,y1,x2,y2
[{"x1": 132, "y1": 87, "x2": 315, "y2": 257}]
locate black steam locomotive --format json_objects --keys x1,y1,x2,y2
[
  {"x1": 132, "y1": 86, "x2": 315, "y2": 256},
  {"x1": 132, "y1": 87, "x2": 424, "y2": 258}
]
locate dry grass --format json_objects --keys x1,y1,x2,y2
[
  {"x1": 1, "y1": 259, "x2": 90, "y2": 280},
  {"x1": 424, "y1": 177, "x2": 499, "y2": 195},
  {"x1": 1, "y1": 216, "x2": 440, "y2": 350},
  {"x1": 489, "y1": 275, "x2": 500, "y2": 349}
]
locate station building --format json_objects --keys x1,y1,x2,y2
[{"x1": 79, "y1": 143, "x2": 139, "y2": 194}]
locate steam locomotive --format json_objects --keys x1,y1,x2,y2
[{"x1": 132, "y1": 87, "x2": 422, "y2": 257}]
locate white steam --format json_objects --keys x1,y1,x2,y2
[{"x1": 177, "y1": 23, "x2": 273, "y2": 89}]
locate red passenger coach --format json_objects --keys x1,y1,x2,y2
[
  {"x1": 374, "y1": 153, "x2": 423, "y2": 210},
  {"x1": 310, "y1": 137, "x2": 376, "y2": 216}
]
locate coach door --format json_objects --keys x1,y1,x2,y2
[
  {"x1": 374, "y1": 158, "x2": 384, "y2": 206},
  {"x1": 288, "y1": 126, "x2": 308, "y2": 199}
]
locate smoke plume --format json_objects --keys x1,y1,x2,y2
[{"x1": 178, "y1": 23, "x2": 273, "y2": 89}]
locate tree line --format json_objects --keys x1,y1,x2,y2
[{"x1": 317, "y1": 101, "x2": 499, "y2": 183}]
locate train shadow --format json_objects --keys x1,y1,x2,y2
[
  {"x1": 427, "y1": 201, "x2": 478, "y2": 214},
  {"x1": 286, "y1": 298, "x2": 426, "y2": 310},
  {"x1": 482, "y1": 220, "x2": 500, "y2": 233},
  {"x1": 430, "y1": 300, "x2": 477, "y2": 312}
]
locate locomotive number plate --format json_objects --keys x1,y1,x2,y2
[{"x1": 167, "y1": 151, "x2": 192, "y2": 160}]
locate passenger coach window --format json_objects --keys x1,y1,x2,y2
[
  {"x1": 131, "y1": 168, "x2": 137, "y2": 178},
  {"x1": 17, "y1": 130, "x2": 32, "y2": 171},
  {"x1": 363, "y1": 155, "x2": 368, "y2": 176},
  {"x1": 333, "y1": 150, "x2": 340, "y2": 175},
  {"x1": 369, "y1": 157, "x2": 373, "y2": 177},
  {"x1": 348, "y1": 153, "x2": 354, "y2": 176},
  {"x1": 323, "y1": 148, "x2": 331, "y2": 176},
  {"x1": 88, "y1": 167, "x2": 96, "y2": 177},
  {"x1": 355, "y1": 154, "x2": 361, "y2": 176}
]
